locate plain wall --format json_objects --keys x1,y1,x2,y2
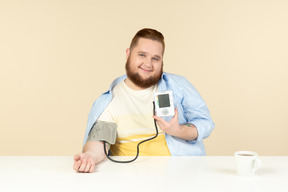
[{"x1": 1, "y1": 0, "x2": 287, "y2": 156}]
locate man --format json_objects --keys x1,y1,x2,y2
[{"x1": 73, "y1": 28, "x2": 215, "y2": 173}]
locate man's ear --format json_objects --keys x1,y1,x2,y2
[{"x1": 126, "y1": 48, "x2": 130, "y2": 60}]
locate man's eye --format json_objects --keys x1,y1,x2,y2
[
  {"x1": 153, "y1": 57, "x2": 159, "y2": 61},
  {"x1": 139, "y1": 54, "x2": 145, "y2": 57}
]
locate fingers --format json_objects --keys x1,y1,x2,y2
[
  {"x1": 83, "y1": 160, "x2": 95, "y2": 173},
  {"x1": 78, "y1": 159, "x2": 88, "y2": 172},
  {"x1": 73, "y1": 160, "x2": 82, "y2": 171},
  {"x1": 74, "y1": 153, "x2": 81, "y2": 161},
  {"x1": 73, "y1": 153, "x2": 85, "y2": 171},
  {"x1": 73, "y1": 153, "x2": 95, "y2": 173},
  {"x1": 152, "y1": 115, "x2": 164, "y2": 125},
  {"x1": 174, "y1": 108, "x2": 178, "y2": 118},
  {"x1": 74, "y1": 159, "x2": 92, "y2": 173},
  {"x1": 152, "y1": 108, "x2": 180, "y2": 135},
  {"x1": 89, "y1": 162, "x2": 96, "y2": 173},
  {"x1": 153, "y1": 115, "x2": 163, "y2": 122}
]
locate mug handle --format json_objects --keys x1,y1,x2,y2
[{"x1": 253, "y1": 158, "x2": 261, "y2": 171}]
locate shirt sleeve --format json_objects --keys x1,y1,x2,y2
[{"x1": 179, "y1": 77, "x2": 215, "y2": 143}]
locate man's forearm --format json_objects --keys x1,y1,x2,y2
[
  {"x1": 83, "y1": 141, "x2": 107, "y2": 165},
  {"x1": 176, "y1": 123, "x2": 198, "y2": 141}
]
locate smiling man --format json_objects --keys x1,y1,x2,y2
[{"x1": 73, "y1": 28, "x2": 215, "y2": 173}]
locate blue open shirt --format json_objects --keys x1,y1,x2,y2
[{"x1": 83, "y1": 72, "x2": 215, "y2": 156}]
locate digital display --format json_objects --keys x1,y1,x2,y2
[{"x1": 158, "y1": 94, "x2": 170, "y2": 108}]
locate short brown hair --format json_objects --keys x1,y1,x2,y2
[{"x1": 130, "y1": 28, "x2": 165, "y2": 54}]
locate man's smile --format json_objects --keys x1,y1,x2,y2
[{"x1": 139, "y1": 66, "x2": 153, "y2": 73}]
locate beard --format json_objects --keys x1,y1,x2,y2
[{"x1": 125, "y1": 57, "x2": 163, "y2": 89}]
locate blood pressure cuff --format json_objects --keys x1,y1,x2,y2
[{"x1": 86, "y1": 121, "x2": 117, "y2": 147}]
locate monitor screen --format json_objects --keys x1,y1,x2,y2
[{"x1": 158, "y1": 94, "x2": 170, "y2": 108}]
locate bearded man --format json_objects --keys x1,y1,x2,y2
[{"x1": 73, "y1": 28, "x2": 215, "y2": 173}]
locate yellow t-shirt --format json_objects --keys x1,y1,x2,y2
[{"x1": 98, "y1": 81, "x2": 171, "y2": 156}]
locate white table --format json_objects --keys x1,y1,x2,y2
[{"x1": 0, "y1": 156, "x2": 287, "y2": 192}]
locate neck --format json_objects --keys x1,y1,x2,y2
[{"x1": 124, "y1": 78, "x2": 146, "y2": 90}]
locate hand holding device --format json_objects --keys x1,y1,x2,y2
[{"x1": 154, "y1": 91, "x2": 175, "y2": 117}]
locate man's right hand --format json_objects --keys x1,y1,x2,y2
[{"x1": 73, "y1": 152, "x2": 96, "y2": 173}]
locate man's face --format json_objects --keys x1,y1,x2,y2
[{"x1": 125, "y1": 38, "x2": 164, "y2": 89}]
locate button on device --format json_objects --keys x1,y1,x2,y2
[{"x1": 162, "y1": 109, "x2": 169, "y2": 115}]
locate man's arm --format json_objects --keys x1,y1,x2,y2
[
  {"x1": 177, "y1": 123, "x2": 198, "y2": 141},
  {"x1": 153, "y1": 108, "x2": 198, "y2": 141},
  {"x1": 73, "y1": 141, "x2": 108, "y2": 173}
]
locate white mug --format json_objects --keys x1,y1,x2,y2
[{"x1": 234, "y1": 151, "x2": 261, "y2": 176}]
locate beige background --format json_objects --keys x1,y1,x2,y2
[{"x1": 0, "y1": 0, "x2": 287, "y2": 156}]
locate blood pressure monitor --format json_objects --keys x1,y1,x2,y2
[{"x1": 154, "y1": 91, "x2": 175, "y2": 117}]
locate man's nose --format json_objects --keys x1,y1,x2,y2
[{"x1": 143, "y1": 57, "x2": 152, "y2": 68}]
